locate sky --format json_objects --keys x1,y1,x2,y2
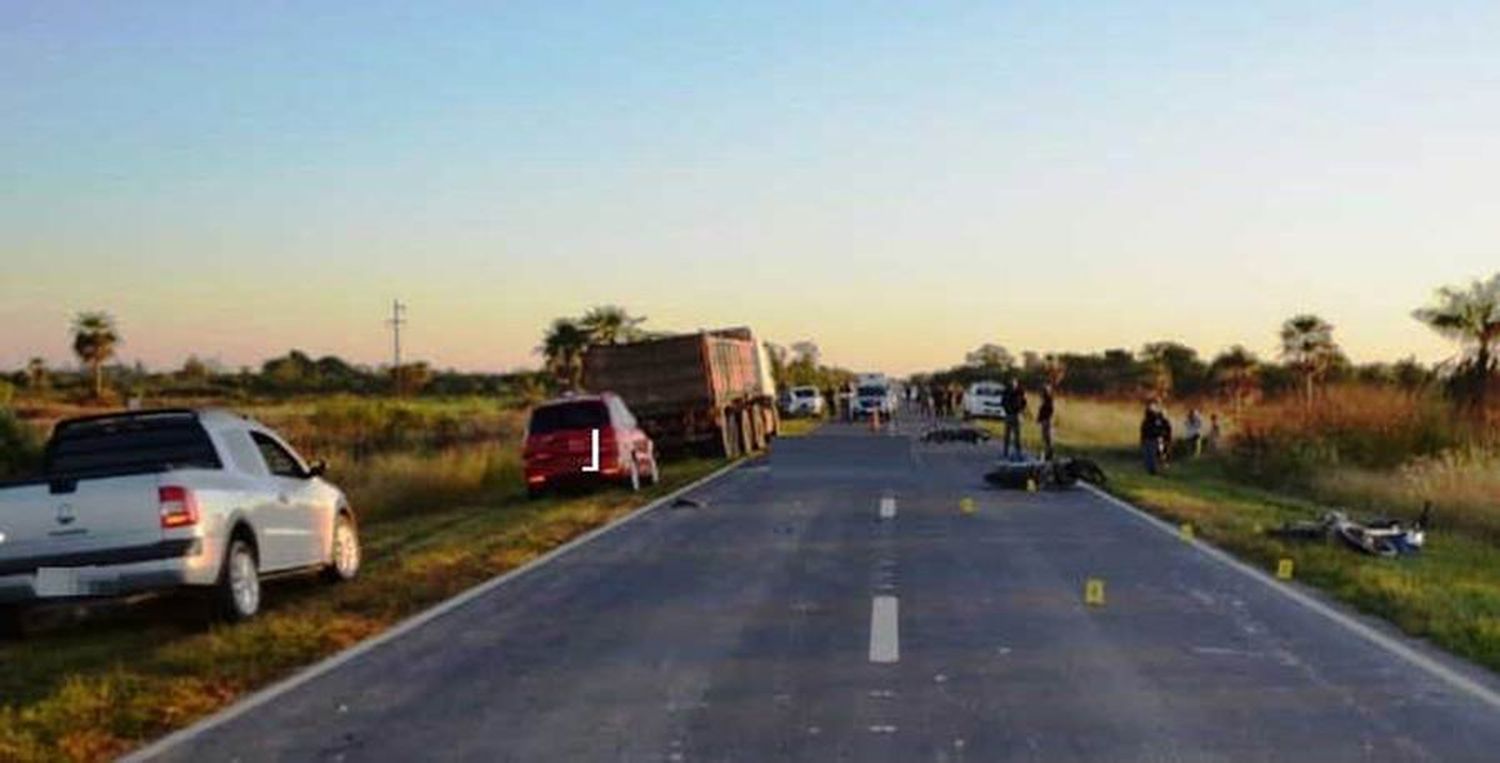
[{"x1": 3, "y1": 1, "x2": 1498, "y2": 375}]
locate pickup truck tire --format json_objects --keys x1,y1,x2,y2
[
  {"x1": 0, "y1": 604, "x2": 27, "y2": 639},
  {"x1": 323, "y1": 513, "x2": 361, "y2": 583},
  {"x1": 215, "y1": 538, "x2": 261, "y2": 622}
]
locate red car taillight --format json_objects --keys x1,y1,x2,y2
[{"x1": 159, "y1": 485, "x2": 200, "y2": 529}]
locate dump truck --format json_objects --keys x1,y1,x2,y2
[{"x1": 582, "y1": 327, "x2": 779, "y2": 458}]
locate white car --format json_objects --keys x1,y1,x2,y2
[
  {"x1": 784, "y1": 386, "x2": 825, "y2": 416},
  {"x1": 963, "y1": 382, "x2": 1008, "y2": 419},
  {"x1": 0, "y1": 408, "x2": 361, "y2": 634}
]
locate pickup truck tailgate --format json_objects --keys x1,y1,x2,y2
[{"x1": 0, "y1": 473, "x2": 169, "y2": 580}]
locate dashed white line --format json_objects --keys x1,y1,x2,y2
[
  {"x1": 869, "y1": 595, "x2": 900, "y2": 663},
  {"x1": 879, "y1": 496, "x2": 897, "y2": 519}
]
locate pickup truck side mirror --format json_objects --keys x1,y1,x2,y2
[{"x1": 306, "y1": 459, "x2": 328, "y2": 478}]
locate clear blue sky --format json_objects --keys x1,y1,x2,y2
[{"x1": 4, "y1": 1, "x2": 1498, "y2": 374}]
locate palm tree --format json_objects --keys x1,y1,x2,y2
[
  {"x1": 579, "y1": 305, "x2": 646, "y2": 345},
  {"x1": 71, "y1": 311, "x2": 120, "y2": 401},
  {"x1": 1413, "y1": 273, "x2": 1500, "y2": 411},
  {"x1": 1210, "y1": 345, "x2": 1260, "y2": 416},
  {"x1": 1279, "y1": 314, "x2": 1339, "y2": 407},
  {"x1": 538, "y1": 319, "x2": 591, "y2": 389}
]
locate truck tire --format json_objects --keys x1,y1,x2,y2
[
  {"x1": 720, "y1": 414, "x2": 740, "y2": 459},
  {"x1": 215, "y1": 538, "x2": 261, "y2": 622},
  {"x1": 0, "y1": 604, "x2": 27, "y2": 640},
  {"x1": 322, "y1": 512, "x2": 361, "y2": 584}
]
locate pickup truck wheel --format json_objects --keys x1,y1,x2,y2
[
  {"x1": 324, "y1": 514, "x2": 361, "y2": 583},
  {"x1": 0, "y1": 604, "x2": 27, "y2": 639},
  {"x1": 216, "y1": 539, "x2": 261, "y2": 622}
]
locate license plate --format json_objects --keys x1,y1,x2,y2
[{"x1": 34, "y1": 567, "x2": 81, "y2": 598}]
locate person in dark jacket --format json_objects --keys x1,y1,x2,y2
[
  {"x1": 1140, "y1": 399, "x2": 1173, "y2": 475},
  {"x1": 1037, "y1": 384, "x2": 1056, "y2": 461},
  {"x1": 1000, "y1": 378, "x2": 1028, "y2": 460}
]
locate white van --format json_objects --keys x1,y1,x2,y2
[{"x1": 962, "y1": 382, "x2": 1008, "y2": 419}]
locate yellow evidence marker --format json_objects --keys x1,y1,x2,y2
[
  {"x1": 1084, "y1": 578, "x2": 1106, "y2": 606},
  {"x1": 1276, "y1": 558, "x2": 1295, "y2": 580},
  {"x1": 1179, "y1": 523, "x2": 1195, "y2": 541},
  {"x1": 959, "y1": 497, "x2": 976, "y2": 515}
]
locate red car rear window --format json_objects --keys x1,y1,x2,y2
[{"x1": 528, "y1": 401, "x2": 609, "y2": 435}]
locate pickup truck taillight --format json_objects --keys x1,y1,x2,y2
[{"x1": 159, "y1": 485, "x2": 200, "y2": 529}]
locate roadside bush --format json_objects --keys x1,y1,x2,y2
[
  {"x1": 1227, "y1": 385, "x2": 1471, "y2": 485},
  {"x1": 0, "y1": 408, "x2": 44, "y2": 479}
]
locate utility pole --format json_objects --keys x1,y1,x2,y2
[{"x1": 388, "y1": 299, "x2": 406, "y2": 395}]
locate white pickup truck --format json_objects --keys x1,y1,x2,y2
[{"x1": 0, "y1": 409, "x2": 360, "y2": 635}]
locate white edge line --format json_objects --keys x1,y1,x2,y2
[
  {"x1": 1081, "y1": 483, "x2": 1500, "y2": 712},
  {"x1": 121, "y1": 459, "x2": 748, "y2": 762},
  {"x1": 869, "y1": 595, "x2": 900, "y2": 663}
]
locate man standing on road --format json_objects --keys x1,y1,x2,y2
[
  {"x1": 1037, "y1": 383, "x2": 1056, "y2": 461},
  {"x1": 1001, "y1": 378, "x2": 1028, "y2": 461}
]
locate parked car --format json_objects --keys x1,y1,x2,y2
[
  {"x1": 783, "y1": 386, "x2": 825, "y2": 417},
  {"x1": 523, "y1": 392, "x2": 660, "y2": 497},
  {"x1": 0, "y1": 409, "x2": 361, "y2": 635},
  {"x1": 963, "y1": 382, "x2": 1007, "y2": 419}
]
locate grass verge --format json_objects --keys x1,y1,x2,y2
[
  {"x1": 0, "y1": 454, "x2": 725, "y2": 762},
  {"x1": 1024, "y1": 399, "x2": 1500, "y2": 676}
]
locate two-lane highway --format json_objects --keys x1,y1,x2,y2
[{"x1": 138, "y1": 421, "x2": 1500, "y2": 762}]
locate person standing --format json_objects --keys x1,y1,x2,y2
[
  {"x1": 1037, "y1": 383, "x2": 1057, "y2": 461},
  {"x1": 1184, "y1": 408, "x2": 1204, "y2": 458},
  {"x1": 1001, "y1": 378, "x2": 1028, "y2": 461},
  {"x1": 1140, "y1": 399, "x2": 1172, "y2": 475}
]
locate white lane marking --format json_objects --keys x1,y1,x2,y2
[
  {"x1": 123, "y1": 460, "x2": 751, "y2": 762},
  {"x1": 879, "y1": 496, "x2": 897, "y2": 520},
  {"x1": 1082, "y1": 484, "x2": 1500, "y2": 713},
  {"x1": 869, "y1": 595, "x2": 900, "y2": 663}
]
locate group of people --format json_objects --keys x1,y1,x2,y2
[{"x1": 1139, "y1": 401, "x2": 1222, "y2": 475}]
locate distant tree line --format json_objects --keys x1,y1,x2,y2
[{"x1": 914, "y1": 271, "x2": 1500, "y2": 421}]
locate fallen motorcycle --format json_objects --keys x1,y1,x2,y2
[
  {"x1": 922, "y1": 426, "x2": 991, "y2": 444},
  {"x1": 1268, "y1": 503, "x2": 1430, "y2": 558},
  {"x1": 984, "y1": 457, "x2": 1108, "y2": 490}
]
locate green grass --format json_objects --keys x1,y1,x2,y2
[
  {"x1": 0, "y1": 446, "x2": 726, "y2": 762},
  {"x1": 1029, "y1": 398, "x2": 1500, "y2": 675}
]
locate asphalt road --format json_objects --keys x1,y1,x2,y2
[{"x1": 142, "y1": 419, "x2": 1500, "y2": 762}]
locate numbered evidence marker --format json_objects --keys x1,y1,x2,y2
[
  {"x1": 1084, "y1": 578, "x2": 1106, "y2": 607},
  {"x1": 1179, "y1": 523, "x2": 1195, "y2": 541},
  {"x1": 1276, "y1": 558, "x2": 1295, "y2": 580},
  {"x1": 959, "y1": 497, "x2": 976, "y2": 515}
]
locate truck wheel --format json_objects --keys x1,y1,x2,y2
[
  {"x1": 0, "y1": 605, "x2": 27, "y2": 640},
  {"x1": 323, "y1": 513, "x2": 361, "y2": 583},
  {"x1": 215, "y1": 538, "x2": 261, "y2": 622}
]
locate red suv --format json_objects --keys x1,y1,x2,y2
[{"x1": 523, "y1": 393, "x2": 659, "y2": 497}]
